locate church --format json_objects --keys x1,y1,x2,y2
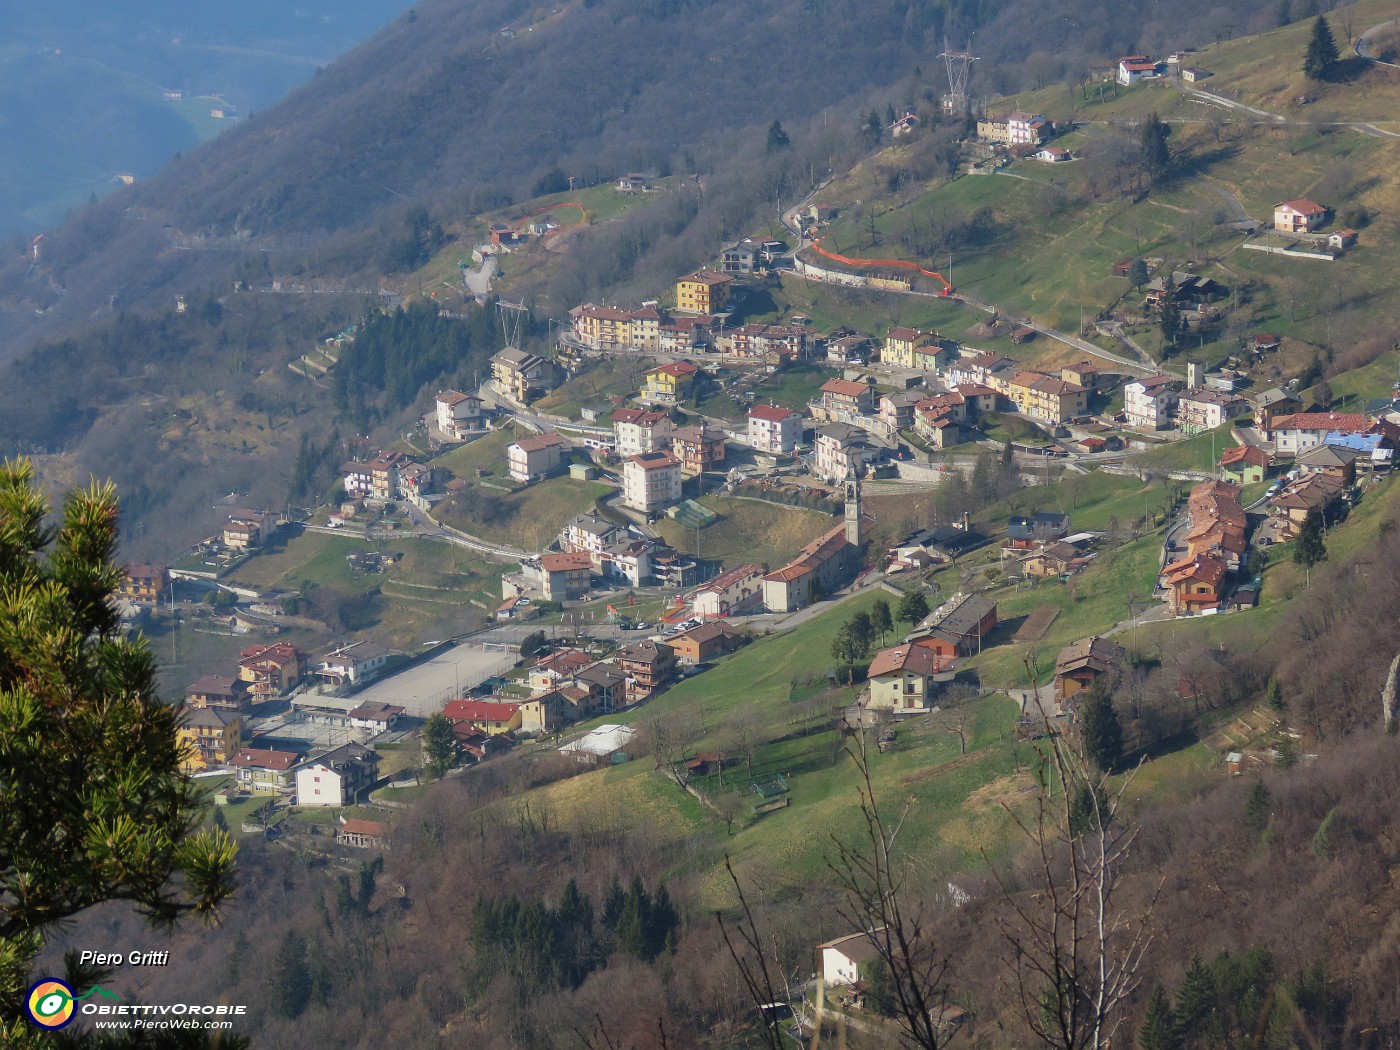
[{"x1": 761, "y1": 466, "x2": 869, "y2": 614}]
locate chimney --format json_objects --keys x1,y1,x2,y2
[{"x1": 962, "y1": 511, "x2": 971, "y2": 532}]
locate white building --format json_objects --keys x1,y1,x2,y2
[
  {"x1": 1124, "y1": 375, "x2": 1179, "y2": 430},
  {"x1": 747, "y1": 403, "x2": 802, "y2": 454},
  {"x1": 1176, "y1": 388, "x2": 1251, "y2": 435},
  {"x1": 1118, "y1": 55, "x2": 1159, "y2": 85},
  {"x1": 622, "y1": 451, "x2": 682, "y2": 513},
  {"x1": 561, "y1": 512, "x2": 625, "y2": 567},
  {"x1": 612, "y1": 408, "x2": 673, "y2": 457},
  {"x1": 814, "y1": 423, "x2": 878, "y2": 481},
  {"x1": 435, "y1": 390, "x2": 482, "y2": 438},
  {"x1": 1268, "y1": 412, "x2": 1371, "y2": 455},
  {"x1": 1007, "y1": 112, "x2": 1049, "y2": 145},
  {"x1": 817, "y1": 929, "x2": 885, "y2": 987},
  {"x1": 315, "y1": 642, "x2": 391, "y2": 687},
  {"x1": 294, "y1": 743, "x2": 380, "y2": 807},
  {"x1": 690, "y1": 563, "x2": 765, "y2": 618}
]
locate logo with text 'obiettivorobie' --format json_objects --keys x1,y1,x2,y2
[{"x1": 25, "y1": 979, "x2": 121, "y2": 1029}]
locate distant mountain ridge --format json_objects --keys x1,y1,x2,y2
[{"x1": 0, "y1": 0, "x2": 412, "y2": 235}]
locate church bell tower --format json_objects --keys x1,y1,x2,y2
[{"x1": 844, "y1": 460, "x2": 862, "y2": 545}]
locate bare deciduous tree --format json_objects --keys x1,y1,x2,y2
[
  {"x1": 826, "y1": 741, "x2": 954, "y2": 1049},
  {"x1": 987, "y1": 732, "x2": 1161, "y2": 1050}
]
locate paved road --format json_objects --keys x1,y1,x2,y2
[
  {"x1": 1356, "y1": 16, "x2": 1400, "y2": 69},
  {"x1": 1185, "y1": 87, "x2": 1283, "y2": 122},
  {"x1": 1184, "y1": 85, "x2": 1400, "y2": 138}
]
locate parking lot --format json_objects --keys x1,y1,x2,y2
[{"x1": 340, "y1": 641, "x2": 518, "y2": 718}]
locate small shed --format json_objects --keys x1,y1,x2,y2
[{"x1": 569, "y1": 462, "x2": 598, "y2": 481}]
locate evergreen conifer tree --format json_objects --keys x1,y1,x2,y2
[
  {"x1": 1304, "y1": 16, "x2": 1340, "y2": 79},
  {"x1": 1244, "y1": 781, "x2": 1272, "y2": 837},
  {"x1": 421, "y1": 712, "x2": 459, "y2": 780},
  {"x1": 274, "y1": 931, "x2": 312, "y2": 1019},
  {"x1": 0, "y1": 462, "x2": 237, "y2": 1041},
  {"x1": 871, "y1": 598, "x2": 894, "y2": 644},
  {"x1": 1293, "y1": 507, "x2": 1328, "y2": 576},
  {"x1": 1079, "y1": 680, "x2": 1124, "y2": 772},
  {"x1": 1138, "y1": 984, "x2": 1180, "y2": 1050},
  {"x1": 1140, "y1": 112, "x2": 1172, "y2": 175},
  {"x1": 1173, "y1": 954, "x2": 1216, "y2": 1044}
]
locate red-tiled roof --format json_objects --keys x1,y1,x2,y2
[
  {"x1": 1277, "y1": 198, "x2": 1326, "y2": 216},
  {"x1": 1220, "y1": 444, "x2": 1270, "y2": 468},
  {"x1": 648, "y1": 361, "x2": 700, "y2": 378},
  {"x1": 1270, "y1": 412, "x2": 1368, "y2": 434},
  {"x1": 230, "y1": 748, "x2": 300, "y2": 771},
  {"x1": 512, "y1": 431, "x2": 569, "y2": 453},
  {"x1": 340, "y1": 818, "x2": 391, "y2": 838},
  {"x1": 748, "y1": 403, "x2": 798, "y2": 422},
  {"x1": 541, "y1": 552, "x2": 593, "y2": 572},
  {"x1": 867, "y1": 644, "x2": 939, "y2": 678},
  {"x1": 613, "y1": 408, "x2": 669, "y2": 426},
  {"x1": 821, "y1": 378, "x2": 871, "y2": 398},
  {"x1": 444, "y1": 700, "x2": 521, "y2": 722}
]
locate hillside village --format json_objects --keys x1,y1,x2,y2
[
  {"x1": 132, "y1": 123, "x2": 1400, "y2": 861},
  {"x1": 22, "y1": 0, "x2": 1400, "y2": 1041}
]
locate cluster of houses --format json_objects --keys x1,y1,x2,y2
[
  {"x1": 1115, "y1": 51, "x2": 1213, "y2": 86},
  {"x1": 501, "y1": 510, "x2": 700, "y2": 605},
  {"x1": 443, "y1": 624, "x2": 749, "y2": 749},
  {"x1": 176, "y1": 638, "x2": 402, "y2": 769},
  {"x1": 1163, "y1": 481, "x2": 1249, "y2": 616}
]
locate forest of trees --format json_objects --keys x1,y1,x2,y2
[{"x1": 332, "y1": 300, "x2": 503, "y2": 422}]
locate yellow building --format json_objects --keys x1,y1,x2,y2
[
  {"x1": 571, "y1": 304, "x2": 635, "y2": 350},
  {"x1": 675, "y1": 270, "x2": 732, "y2": 314},
  {"x1": 641, "y1": 361, "x2": 700, "y2": 404},
  {"x1": 121, "y1": 563, "x2": 168, "y2": 604},
  {"x1": 178, "y1": 707, "x2": 242, "y2": 772},
  {"x1": 882, "y1": 327, "x2": 947, "y2": 370}
]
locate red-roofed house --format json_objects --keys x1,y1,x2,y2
[
  {"x1": 883, "y1": 327, "x2": 947, "y2": 370},
  {"x1": 1165, "y1": 555, "x2": 1228, "y2": 616},
  {"x1": 691, "y1": 563, "x2": 765, "y2": 618},
  {"x1": 1267, "y1": 412, "x2": 1369, "y2": 455},
  {"x1": 866, "y1": 644, "x2": 941, "y2": 712},
  {"x1": 443, "y1": 699, "x2": 523, "y2": 735},
  {"x1": 507, "y1": 431, "x2": 570, "y2": 483},
  {"x1": 1219, "y1": 444, "x2": 1272, "y2": 485},
  {"x1": 642, "y1": 361, "x2": 700, "y2": 404},
  {"x1": 229, "y1": 747, "x2": 303, "y2": 793},
  {"x1": 622, "y1": 451, "x2": 682, "y2": 512},
  {"x1": 436, "y1": 389, "x2": 483, "y2": 438},
  {"x1": 1274, "y1": 199, "x2": 1328, "y2": 233},
  {"x1": 613, "y1": 408, "x2": 673, "y2": 456},
  {"x1": 747, "y1": 403, "x2": 802, "y2": 454},
  {"x1": 675, "y1": 271, "x2": 733, "y2": 314},
  {"x1": 534, "y1": 552, "x2": 593, "y2": 601},
  {"x1": 671, "y1": 424, "x2": 726, "y2": 477},
  {"x1": 237, "y1": 643, "x2": 306, "y2": 701},
  {"x1": 121, "y1": 563, "x2": 168, "y2": 604},
  {"x1": 1118, "y1": 55, "x2": 1159, "y2": 85},
  {"x1": 819, "y1": 378, "x2": 877, "y2": 415},
  {"x1": 338, "y1": 818, "x2": 392, "y2": 849}
]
